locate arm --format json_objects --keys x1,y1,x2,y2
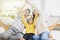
[
  {"x1": 22, "y1": 16, "x2": 27, "y2": 27},
  {"x1": 33, "y1": 10, "x2": 39, "y2": 25},
  {"x1": 18, "y1": 1, "x2": 27, "y2": 16}
]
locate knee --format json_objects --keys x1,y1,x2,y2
[
  {"x1": 41, "y1": 31, "x2": 50, "y2": 40},
  {"x1": 33, "y1": 35, "x2": 40, "y2": 40},
  {"x1": 41, "y1": 37, "x2": 48, "y2": 40}
]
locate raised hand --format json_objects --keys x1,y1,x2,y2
[
  {"x1": 18, "y1": 0, "x2": 27, "y2": 16},
  {"x1": 33, "y1": 9, "x2": 39, "y2": 15}
]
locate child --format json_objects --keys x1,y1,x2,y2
[{"x1": 22, "y1": 12, "x2": 39, "y2": 40}]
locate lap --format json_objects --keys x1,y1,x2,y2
[{"x1": 23, "y1": 33, "x2": 34, "y2": 40}]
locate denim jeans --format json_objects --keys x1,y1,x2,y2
[{"x1": 33, "y1": 31, "x2": 50, "y2": 40}]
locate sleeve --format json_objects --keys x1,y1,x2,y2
[
  {"x1": 33, "y1": 13, "x2": 39, "y2": 25},
  {"x1": 22, "y1": 16, "x2": 27, "y2": 27}
]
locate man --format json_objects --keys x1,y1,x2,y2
[{"x1": 0, "y1": 0, "x2": 31, "y2": 40}]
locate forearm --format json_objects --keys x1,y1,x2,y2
[
  {"x1": 34, "y1": 13, "x2": 39, "y2": 23},
  {"x1": 18, "y1": 1, "x2": 26, "y2": 15},
  {"x1": 27, "y1": 0, "x2": 35, "y2": 9},
  {"x1": 19, "y1": 0, "x2": 27, "y2": 10},
  {"x1": 34, "y1": 13, "x2": 38, "y2": 20},
  {"x1": 22, "y1": 16, "x2": 27, "y2": 26}
]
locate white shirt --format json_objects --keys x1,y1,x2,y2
[{"x1": 36, "y1": 14, "x2": 49, "y2": 34}]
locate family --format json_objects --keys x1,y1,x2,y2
[{"x1": 0, "y1": 0, "x2": 50, "y2": 40}]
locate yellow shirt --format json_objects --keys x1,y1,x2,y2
[{"x1": 22, "y1": 14, "x2": 38, "y2": 34}]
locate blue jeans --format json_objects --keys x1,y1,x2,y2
[{"x1": 33, "y1": 31, "x2": 50, "y2": 40}]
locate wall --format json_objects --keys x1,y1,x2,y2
[
  {"x1": 45, "y1": 0, "x2": 60, "y2": 16},
  {"x1": 0, "y1": 0, "x2": 41, "y2": 25},
  {"x1": 45, "y1": 0, "x2": 60, "y2": 26}
]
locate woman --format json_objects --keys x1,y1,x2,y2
[{"x1": 33, "y1": 10, "x2": 50, "y2": 40}]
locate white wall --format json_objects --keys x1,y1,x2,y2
[
  {"x1": 0, "y1": 0, "x2": 41, "y2": 25},
  {"x1": 45, "y1": 0, "x2": 60, "y2": 26},
  {"x1": 0, "y1": 0, "x2": 60, "y2": 26},
  {"x1": 45, "y1": 0, "x2": 60, "y2": 16}
]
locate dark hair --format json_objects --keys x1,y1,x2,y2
[
  {"x1": 25, "y1": 9, "x2": 30, "y2": 13},
  {"x1": 32, "y1": 11, "x2": 35, "y2": 20}
]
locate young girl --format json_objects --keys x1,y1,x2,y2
[{"x1": 22, "y1": 10, "x2": 39, "y2": 40}]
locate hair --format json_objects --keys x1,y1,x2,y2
[
  {"x1": 25, "y1": 9, "x2": 30, "y2": 13},
  {"x1": 32, "y1": 11, "x2": 35, "y2": 20}
]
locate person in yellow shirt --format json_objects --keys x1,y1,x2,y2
[{"x1": 22, "y1": 10, "x2": 39, "y2": 40}]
